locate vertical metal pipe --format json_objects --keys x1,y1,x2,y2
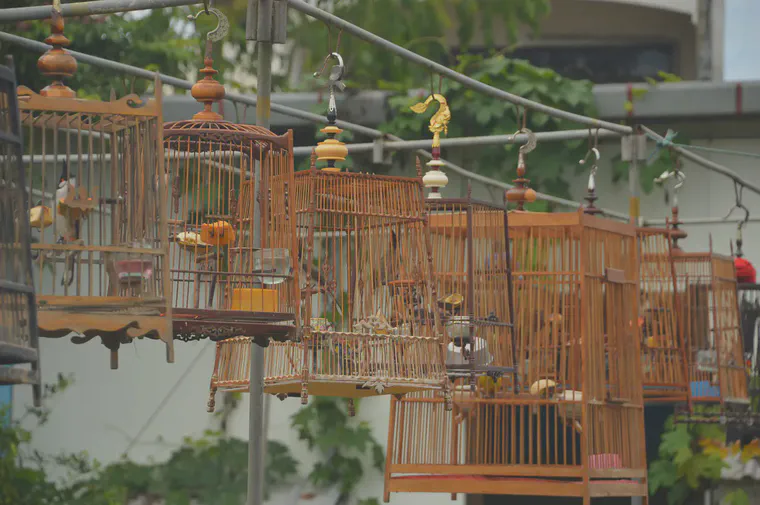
[
  {"x1": 247, "y1": 2, "x2": 273, "y2": 505},
  {"x1": 502, "y1": 192, "x2": 518, "y2": 392},
  {"x1": 628, "y1": 137, "x2": 640, "y2": 226}
]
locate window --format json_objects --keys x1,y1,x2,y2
[{"x1": 460, "y1": 43, "x2": 677, "y2": 84}]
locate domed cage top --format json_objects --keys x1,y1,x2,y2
[
  {"x1": 18, "y1": 11, "x2": 172, "y2": 368},
  {"x1": 384, "y1": 209, "x2": 647, "y2": 504},
  {"x1": 163, "y1": 118, "x2": 299, "y2": 346},
  {"x1": 0, "y1": 58, "x2": 41, "y2": 404},
  {"x1": 636, "y1": 227, "x2": 690, "y2": 404}
]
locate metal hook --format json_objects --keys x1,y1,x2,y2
[
  {"x1": 580, "y1": 147, "x2": 600, "y2": 191},
  {"x1": 187, "y1": 6, "x2": 229, "y2": 42},
  {"x1": 313, "y1": 52, "x2": 345, "y2": 82},
  {"x1": 514, "y1": 128, "x2": 536, "y2": 155},
  {"x1": 722, "y1": 182, "x2": 750, "y2": 225}
]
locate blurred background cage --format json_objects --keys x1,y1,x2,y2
[
  {"x1": 163, "y1": 42, "x2": 298, "y2": 348},
  {"x1": 19, "y1": 10, "x2": 172, "y2": 369},
  {"x1": 635, "y1": 227, "x2": 689, "y2": 404},
  {"x1": 384, "y1": 159, "x2": 647, "y2": 504},
  {"x1": 0, "y1": 56, "x2": 41, "y2": 405},
  {"x1": 673, "y1": 243, "x2": 748, "y2": 413}
]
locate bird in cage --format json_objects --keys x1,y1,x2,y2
[
  {"x1": 531, "y1": 379, "x2": 583, "y2": 434},
  {"x1": 54, "y1": 161, "x2": 87, "y2": 286},
  {"x1": 477, "y1": 372, "x2": 504, "y2": 397}
]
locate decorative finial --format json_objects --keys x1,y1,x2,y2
[
  {"x1": 505, "y1": 129, "x2": 538, "y2": 210},
  {"x1": 415, "y1": 157, "x2": 423, "y2": 179},
  {"x1": 191, "y1": 41, "x2": 225, "y2": 121},
  {"x1": 188, "y1": 7, "x2": 230, "y2": 121},
  {"x1": 313, "y1": 52, "x2": 347, "y2": 172},
  {"x1": 37, "y1": 1, "x2": 77, "y2": 98},
  {"x1": 669, "y1": 206, "x2": 687, "y2": 251},
  {"x1": 411, "y1": 94, "x2": 451, "y2": 199}
]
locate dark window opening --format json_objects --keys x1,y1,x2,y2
[{"x1": 458, "y1": 43, "x2": 676, "y2": 84}]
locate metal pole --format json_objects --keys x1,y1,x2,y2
[
  {"x1": 0, "y1": 0, "x2": 201, "y2": 22},
  {"x1": 629, "y1": 137, "x2": 640, "y2": 226},
  {"x1": 292, "y1": 129, "x2": 621, "y2": 156},
  {"x1": 644, "y1": 217, "x2": 760, "y2": 226},
  {"x1": 247, "y1": 1, "x2": 272, "y2": 504},
  {"x1": 639, "y1": 125, "x2": 760, "y2": 197},
  {"x1": 0, "y1": 31, "x2": 628, "y2": 220},
  {"x1": 285, "y1": 0, "x2": 633, "y2": 135}
]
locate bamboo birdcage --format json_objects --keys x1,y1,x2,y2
[
  {"x1": 163, "y1": 41, "x2": 298, "y2": 348},
  {"x1": 587, "y1": 179, "x2": 689, "y2": 404},
  {"x1": 0, "y1": 57, "x2": 41, "y2": 405},
  {"x1": 674, "y1": 248, "x2": 748, "y2": 407},
  {"x1": 19, "y1": 11, "x2": 172, "y2": 368},
  {"x1": 208, "y1": 120, "x2": 447, "y2": 409},
  {"x1": 425, "y1": 180, "x2": 517, "y2": 387},
  {"x1": 635, "y1": 227, "x2": 690, "y2": 403},
  {"x1": 384, "y1": 152, "x2": 647, "y2": 504}
]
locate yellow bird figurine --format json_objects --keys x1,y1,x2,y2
[{"x1": 410, "y1": 93, "x2": 451, "y2": 148}]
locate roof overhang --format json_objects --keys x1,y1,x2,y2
[{"x1": 584, "y1": 0, "x2": 697, "y2": 22}]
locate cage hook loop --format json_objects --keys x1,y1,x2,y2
[{"x1": 187, "y1": 6, "x2": 229, "y2": 42}]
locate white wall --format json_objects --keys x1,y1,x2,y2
[{"x1": 12, "y1": 136, "x2": 759, "y2": 505}]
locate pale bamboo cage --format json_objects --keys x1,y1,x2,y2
[
  {"x1": 0, "y1": 57, "x2": 41, "y2": 405},
  {"x1": 163, "y1": 39, "x2": 298, "y2": 353},
  {"x1": 19, "y1": 10, "x2": 172, "y2": 368},
  {"x1": 384, "y1": 147, "x2": 647, "y2": 504},
  {"x1": 208, "y1": 116, "x2": 447, "y2": 408}
]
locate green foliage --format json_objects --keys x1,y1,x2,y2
[
  {"x1": 292, "y1": 397, "x2": 385, "y2": 503},
  {"x1": 288, "y1": 0, "x2": 550, "y2": 92},
  {"x1": 648, "y1": 412, "x2": 727, "y2": 505},
  {"x1": 381, "y1": 53, "x2": 595, "y2": 200},
  {"x1": 0, "y1": 375, "x2": 297, "y2": 505},
  {"x1": 2, "y1": 373, "x2": 384, "y2": 505},
  {"x1": 724, "y1": 489, "x2": 750, "y2": 505}
]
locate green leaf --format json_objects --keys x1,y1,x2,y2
[
  {"x1": 724, "y1": 489, "x2": 750, "y2": 505},
  {"x1": 667, "y1": 480, "x2": 691, "y2": 505}
]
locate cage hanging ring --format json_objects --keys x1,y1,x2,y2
[{"x1": 187, "y1": 6, "x2": 229, "y2": 42}]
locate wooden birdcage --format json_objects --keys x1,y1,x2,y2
[
  {"x1": 425, "y1": 180, "x2": 517, "y2": 388},
  {"x1": 384, "y1": 157, "x2": 647, "y2": 504},
  {"x1": 674, "y1": 247, "x2": 749, "y2": 409},
  {"x1": 163, "y1": 45, "x2": 298, "y2": 347},
  {"x1": 634, "y1": 226, "x2": 689, "y2": 403},
  {"x1": 208, "y1": 123, "x2": 447, "y2": 409},
  {"x1": 0, "y1": 57, "x2": 41, "y2": 405},
  {"x1": 19, "y1": 11, "x2": 172, "y2": 368}
]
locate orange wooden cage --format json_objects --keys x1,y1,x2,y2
[
  {"x1": 19, "y1": 12, "x2": 172, "y2": 368},
  {"x1": 163, "y1": 46, "x2": 299, "y2": 348},
  {"x1": 384, "y1": 173, "x2": 647, "y2": 504},
  {"x1": 635, "y1": 227, "x2": 690, "y2": 404}
]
